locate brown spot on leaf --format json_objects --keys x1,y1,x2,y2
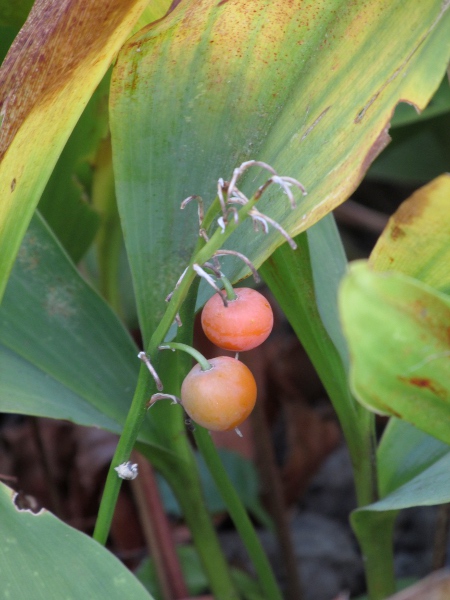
[
  {"x1": 387, "y1": 181, "x2": 435, "y2": 231},
  {"x1": 410, "y1": 377, "x2": 433, "y2": 388},
  {"x1": 10, "y1": 178, "x2": 16, "y2": 191},
  {"x1": 390, "y1": 225, "x2": 405, "y2": 240},
  {"x1": 399, "y1": 376, "x2": 447, "y2": 399}
]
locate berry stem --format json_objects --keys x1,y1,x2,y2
[
  {"x1": 159, "y1": 342, "x2": 212, "y2": 371},
  {"x1": 94, "y1": 164, "x2": 303, "y2": 552},
  {"x1": 220, "y1": 274, "x2": 237, "y2": 301},
  {"x1": 94, "y1": 193, "x2": 256, "y2": 544}
]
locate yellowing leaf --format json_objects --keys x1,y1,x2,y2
[
  {"x1": 340, "y1": 262, "x2": 450, "y2": 445},
  {"x1": 110, "y1": 0, "x2": 450, "y2": 339},
  {"x1": 370, "y1": 174, "x2": 450, "y2": 294},
  {"x1": 0, "y1": 0, "x2": 150, "y2": 301}
]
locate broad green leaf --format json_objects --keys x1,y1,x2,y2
[
  {"x1": 0, "y1": 211, "x2": 156, "y2": 439},
  {"x1": 366, "y1": 176, "x2": 450, "y2": 507},
  {"x1": 377, "y1": 418, "x2": 450, "y2": 497},
  {"x1": 370, "y1": 174, "x2": 450, "y2": 294},
  {"x1": 354, "y1": 451, "x2": 450, "y2": 515},
  {"x1": 110, "y1": 0, "x2": 450, "y2": 340},
  {"x1": 0, "y1": 0, "x2": 150, "y2": 303},
  {"x1": 0, "y1": 482, "x2": 154, "y2": 600},
  {"x1": 340, "y1": 261, "x2": 450, "y2": 445}
]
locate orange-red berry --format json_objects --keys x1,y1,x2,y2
[
  {"x1": 180, "y1": 356, "x2": 257, "y2": 431},
  {"x1": 201, "y1": 288, "x2": 273, "y2": 352}
]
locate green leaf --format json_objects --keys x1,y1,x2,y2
[
  {"x1": 365, "y1": 175, "x2": 450, "y2": 506},
  {"x1": 356, "y1": 450, "x2": 450, "y2": 513},
  {"x1": 261, "y1": 217, "x2": 351, "y2": 417},
  {"x1": 0, "y1": 482, "x2": 154, "y2": 600},
  {"x1": 340, "y1": 262, "x2": 450, "y2": 444},
  {"x1": 0, "y1": 0, "x2": 150, "y2": 303},
  {"x1": 0, "y1": 211, "x2": 156, "y2": 439},
  {"x1": 370, "y1": 174, "x2": 450, "y2": 294},
  {"x1": 110, "y1": 0, "x2": 450, "y2": 341},
  {"x1": 377, "y1": 418, "x2": 450, "y2": 498}
]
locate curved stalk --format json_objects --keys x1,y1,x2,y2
[
  {"x1": 220, "y1": 273, "x2": 237, "y2": 301},
  {"x1": 94, "y1": 180, "x2": 289, "y2": 595},
  {"x1": 159, "y1": 341, "x2": 212, "y2": 371}
]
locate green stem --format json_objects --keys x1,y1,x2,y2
[
  {"x1": 94, "y1": 192, "x2": 259, "y2": 543},
  {"x1": 159, "y1": 341, "x2": 212, "y2": 371},
  {"x1": 93, "y1": 361, "x2": 153, "y2": 544},
  {"x1": 220, "y1": 274, "x2": 237, "y2": 301},
  {"x1": 350, "y1": 410, "x2": 396, "y2": 600},
  {"x1": 140, "y1": 282, "x2": 240, "y2": 600},
  {"x1": 351, "y1": 510, "x2": 397, "y2": 600},
  {"x1": 194, "y1": 427, "x2": 283, "y2": 600}
]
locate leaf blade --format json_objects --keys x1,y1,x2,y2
[
  {"x1": 340, "y1": 262, "x2": 450, "y2": 444},
  {"x1": 0, "y1": 0, "x2": 149, "y2": 301},
  {"x1": 110, "y1": 0, "x2": 450, "y2": 339},
  {"x1": 0, "y1": 482, "x2": 154, "y2": 600}
]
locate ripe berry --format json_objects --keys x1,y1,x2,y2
[
  {"x1": 201, "y1": 288, "x2": 274, "y2": 352},
  {"x1": 180, "y1": 356, "x2": 257, "y2": 431}
]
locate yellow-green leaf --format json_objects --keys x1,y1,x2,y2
[
  {"x1": 370, "y1": 174, "x2": 450, "y2": 294},
  {"x1": 0, "y1": 0, "x2": 150, "y2": 302},
  {"x1": 110, "y1": 0, "x2": 450, "y2": 340},
  {"x1": 340, "y1": 261, "x2": 450, "y2": 445}
]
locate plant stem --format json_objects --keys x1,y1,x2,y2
[
  {"x1": 346, "y1": 408, "x2": 397, "y2": 600},
  {"x1": 94, "y1": 191, "x2": 259, "y2": 544},
  {"x1": 159, "y1": 341, "x2": 212, "y2": 371},
  {"x1": 220, "y1": 274, "x2": 237, "y2": 301},
  {"x1": 93, "y1": 361, "x2": 153, "y2": 544},
  {"x1": 351, "y1": 510, "x2": 397, "y2": 600},
  {"x1": 194, "y1": 426, "x2": 283, "y2": 600}
]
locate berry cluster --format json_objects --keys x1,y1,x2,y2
[
  {"x1": 181, "y1": 288, "x2": 274, "y2": 432},
  {"x1": 138, "y1": 160, "x2": 305, "y2": 435}
]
